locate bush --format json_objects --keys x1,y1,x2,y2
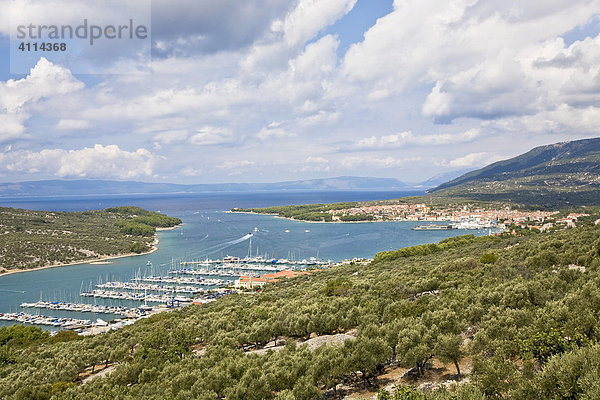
[
  {"x1": 323, "y1": 278, "x2": 353, "y2": 296},
  {"x1": 480, "y1": 252, "x2": 498, "y2": 264},
  {"x1": 131, "y1": 241, "x2": 150, "y2": 253}
]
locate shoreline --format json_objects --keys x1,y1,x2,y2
[
  {"x1": 0, "y1": 224, "x2": 182, "y2": 277},
  {"x1": 230, "y1": 210, "x2": 404, "y2": 224}
]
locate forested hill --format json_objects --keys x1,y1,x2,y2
[
  {"x1": 0, "y1": 206, "x2": 181, "y2": 273},
  {"x1": 2, "y1": 214, "x2": 600, "y2": 399},
  {"x1": 429, "y1": 137, "x2": 600, "y2": 208}
]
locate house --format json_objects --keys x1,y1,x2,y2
[
  {"x1": 234, "y1": 276, "x2": 267, "y2": 290},
  {"x1": 261, "y1": 270, "x2": 309, "y2": 282},
  {"x1": 234, "y1": 270, "x2": 310, "y2": 289}
]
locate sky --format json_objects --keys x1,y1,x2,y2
[{"x1": 0, "y1": 0, "x2": 599, "y2": 184}]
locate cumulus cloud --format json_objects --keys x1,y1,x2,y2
[
  {"x1": 150, "y1": 0, "x2": 292, "y2": 56},
  {"x1": 1, "y1": 1, "x2": 599, "y2": 183},
  {"x1": 0, "y1": 58, "x2": 83, "y2": 141},
  {"x1": 242, "y1": 0, "x2": 355, "y2": 71},
  {"x1": 0, "y1": 144, "x2": 156, "y2": 179},
  {"x1": 339, "y1": 0, "x2": 600, "y2": 129},
  {"x1": 0, "y1": 114, "x2": 28, "y2": 142}
]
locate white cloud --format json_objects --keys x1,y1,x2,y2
[
  {"x1": 282, "y1": 0, "x2": 357, "y2": 46},
  {"x1": 55, "y1": 119, "x2": 91, "y2": 130},
  {"x1": 242, "y1": 0, "x2": 355, "y2": 72},
  {"x1": 216, "y1": 160, "x2": 255, "y2": 170},
  {"x1": 0, "y1": 114, "x2": 28, "y2": 142},
  {"x1": 1, "y1": 1, "x2": 599, "y2": 183},
  {"x1": 345, "y1": 129, "x2": 480, "y2": 151},
  {"x1": 153, "y1": 130, "x2": 189, "y2": 145},
  {"x1": 256, "y1": 122, "x2": 291, "y2": 140},
  {"x1": 442, "y1": 152, "x2": 501, "y2": 168},
  {"x1": 189, "y1": 126, "x2": 234, "y2": 146},
  {"x1": 180, "y1": 166, "x2": 203, "y2": 177},
  {"x1": 302, "y1": 156, "x2": 330, "y2": 172},
  {"x1": 0, "y1": 144, "x2": 156, "y2": 179},
  {"x1": 298, "y1": 110, "x2": 341, "y2": 127},
  {"x1": 340, "y1": 155, "x2": 420, "y2": 169},
  {"x1": 0, "y1": 58, "x2": 83, "y2": 142}
]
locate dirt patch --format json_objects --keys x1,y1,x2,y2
[
  {"x1": 343, "y1": 357, "x2": 473, "y2": 399},
  {"x1": 246, "y1": 332, "x2": 356, "y2": 355}
]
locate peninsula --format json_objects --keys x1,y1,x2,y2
[{"x1": 0, "y1": 206, "x2": 181, "y2": 274}]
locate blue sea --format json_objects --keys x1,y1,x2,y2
[{"x1": 0, "y1": 190, "x2": 489, "y2": 329}]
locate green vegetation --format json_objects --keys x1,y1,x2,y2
[
  {"x1": 0, "y1": 206, "x2": 180, "y2": 272},
  {"x1": 232, "y1": 203, "x2": 362, "y2": 222},
  {"x1": 1, "y1": 213, "x2": 600, "y2": 398},
  {"x1": 339, "y1": 214, "x2": 375, "y2": 222},
  {"x1": 429, "y1": 137, "x2": 600, "y2": 208}
]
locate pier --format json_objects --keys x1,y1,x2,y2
[
  {"x1": 0, "y1": 312, "x2": 92, "y2": 328},
  {"x1": 80, "y1": 290, "x2": 193, "y2": 304},
  {"x1": 20, "y1": 301, "x2": 142, "y2": 316},
  {"x1": 97, "y1": 281, "x2": 206, "y2": 294},
  {"x1": 134, "y1": 275, "x2": 227, "y2": 285}
]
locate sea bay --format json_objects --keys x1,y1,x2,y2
[{"x1": 0, "y1": 190, "x2": 490, "y2": 328}]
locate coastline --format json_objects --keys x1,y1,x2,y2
[
  {"x1": 0, "y1": 224, "x2": 182, "y2": 277},
  {"x1": 230, "y1": 210, "x2": 389, "y2": 224}
]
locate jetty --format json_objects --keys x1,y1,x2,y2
[
  {"x1": 134, "y1": 275, "x2": 227, "y2": 285},
  {"x1": 0, "y1": 312, "x2": 92, "y2": 328},
  {"x1": 80, "y1": 289, "x2": 193, "y2": 304},
  {"x1": 97, "y1": 281, "x2": 206, "y2": 294},
  {"x1": 20, "y1": 301, "x2": 141, "y2": 316}
]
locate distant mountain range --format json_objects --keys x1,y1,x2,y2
[
  {"x1": 0, "y1": 176, "x2": 423, "y2": 198},
  {"x1": 5, "y1": 137, "x2": 597, "y2": 205},
  {"x1": 429, "y1": 137, "x2": 600, "y2": 208}
]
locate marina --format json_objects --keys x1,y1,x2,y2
[
  {"x1": 412, "y1": 224, "x2": 457, "y2": 231},
  {"x1": 132, "y1": 276, "x2": 227, "y2": 285},
  {"x1": 20, "y1": 301, "x2": 141, "y2": 316},
  {"x1": 0, "y1": 312, "x2": 92, "y2": 328},
  {"x1": 0, "y1": 191, "x2": 494, "y2": 331},
  {"x1": 169, "y1": 268, "x2": 263, "y2": 278},
  {"x1": 80, "y1": 289, "x2": 194, "y2": 304},
  {"x1": 97, "y1": 281, "x2": 207, "y2": 294}
]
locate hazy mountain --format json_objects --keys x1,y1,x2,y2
[
  {"x1": 414, "y1": 169, "x2": 474, "y2": 189},
  {"x1": 428, "y1": 137, "x2": 600, "y2": 207},
  {"x1": 0, "y1": 176, "x2": 418, "y2": 198}
]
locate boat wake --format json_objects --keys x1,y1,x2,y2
[
  {"x1": 0, "y1": 288, "x2": 26, "y2": 294},
  {"x1": 195, "y1": 233, "x2": 253, "y2": 257}
]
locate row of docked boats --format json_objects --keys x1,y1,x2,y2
[
  {"x1": 133, "y1": 275, "x2": 227, "y2": 285},
  {"x1": 97, "y1": 281, "x2": 206, "y2": 294},
  {"x1": 19, "y1": 301, "x2": 140, "y2": 316},
  {"x1": 180, "y1": 255, "x2": 326, "y2": 267},
  {"x1": 0, "y1": 312, "x2": 91, "y2": 328},
  {"x1": 80, "y1": 289, "x2": 194, "y2": 304}
]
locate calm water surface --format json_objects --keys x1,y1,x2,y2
[{"x1": 0, "y1": 191, "x2": 488, "y2": 328}]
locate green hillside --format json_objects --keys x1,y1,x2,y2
[
  {"x1": 0, "y1": 206, "x2": 181, "y2": 273},
  {"x1": 429, "y1": 137, "x2": 600, "y2": 208},
  {"x1": 2, "y1": 216, "x2": 600, "y2": 399}
]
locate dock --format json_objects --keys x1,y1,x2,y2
[{"x1": 20, "y1": 301, "x2": 141, "y2": 316}]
